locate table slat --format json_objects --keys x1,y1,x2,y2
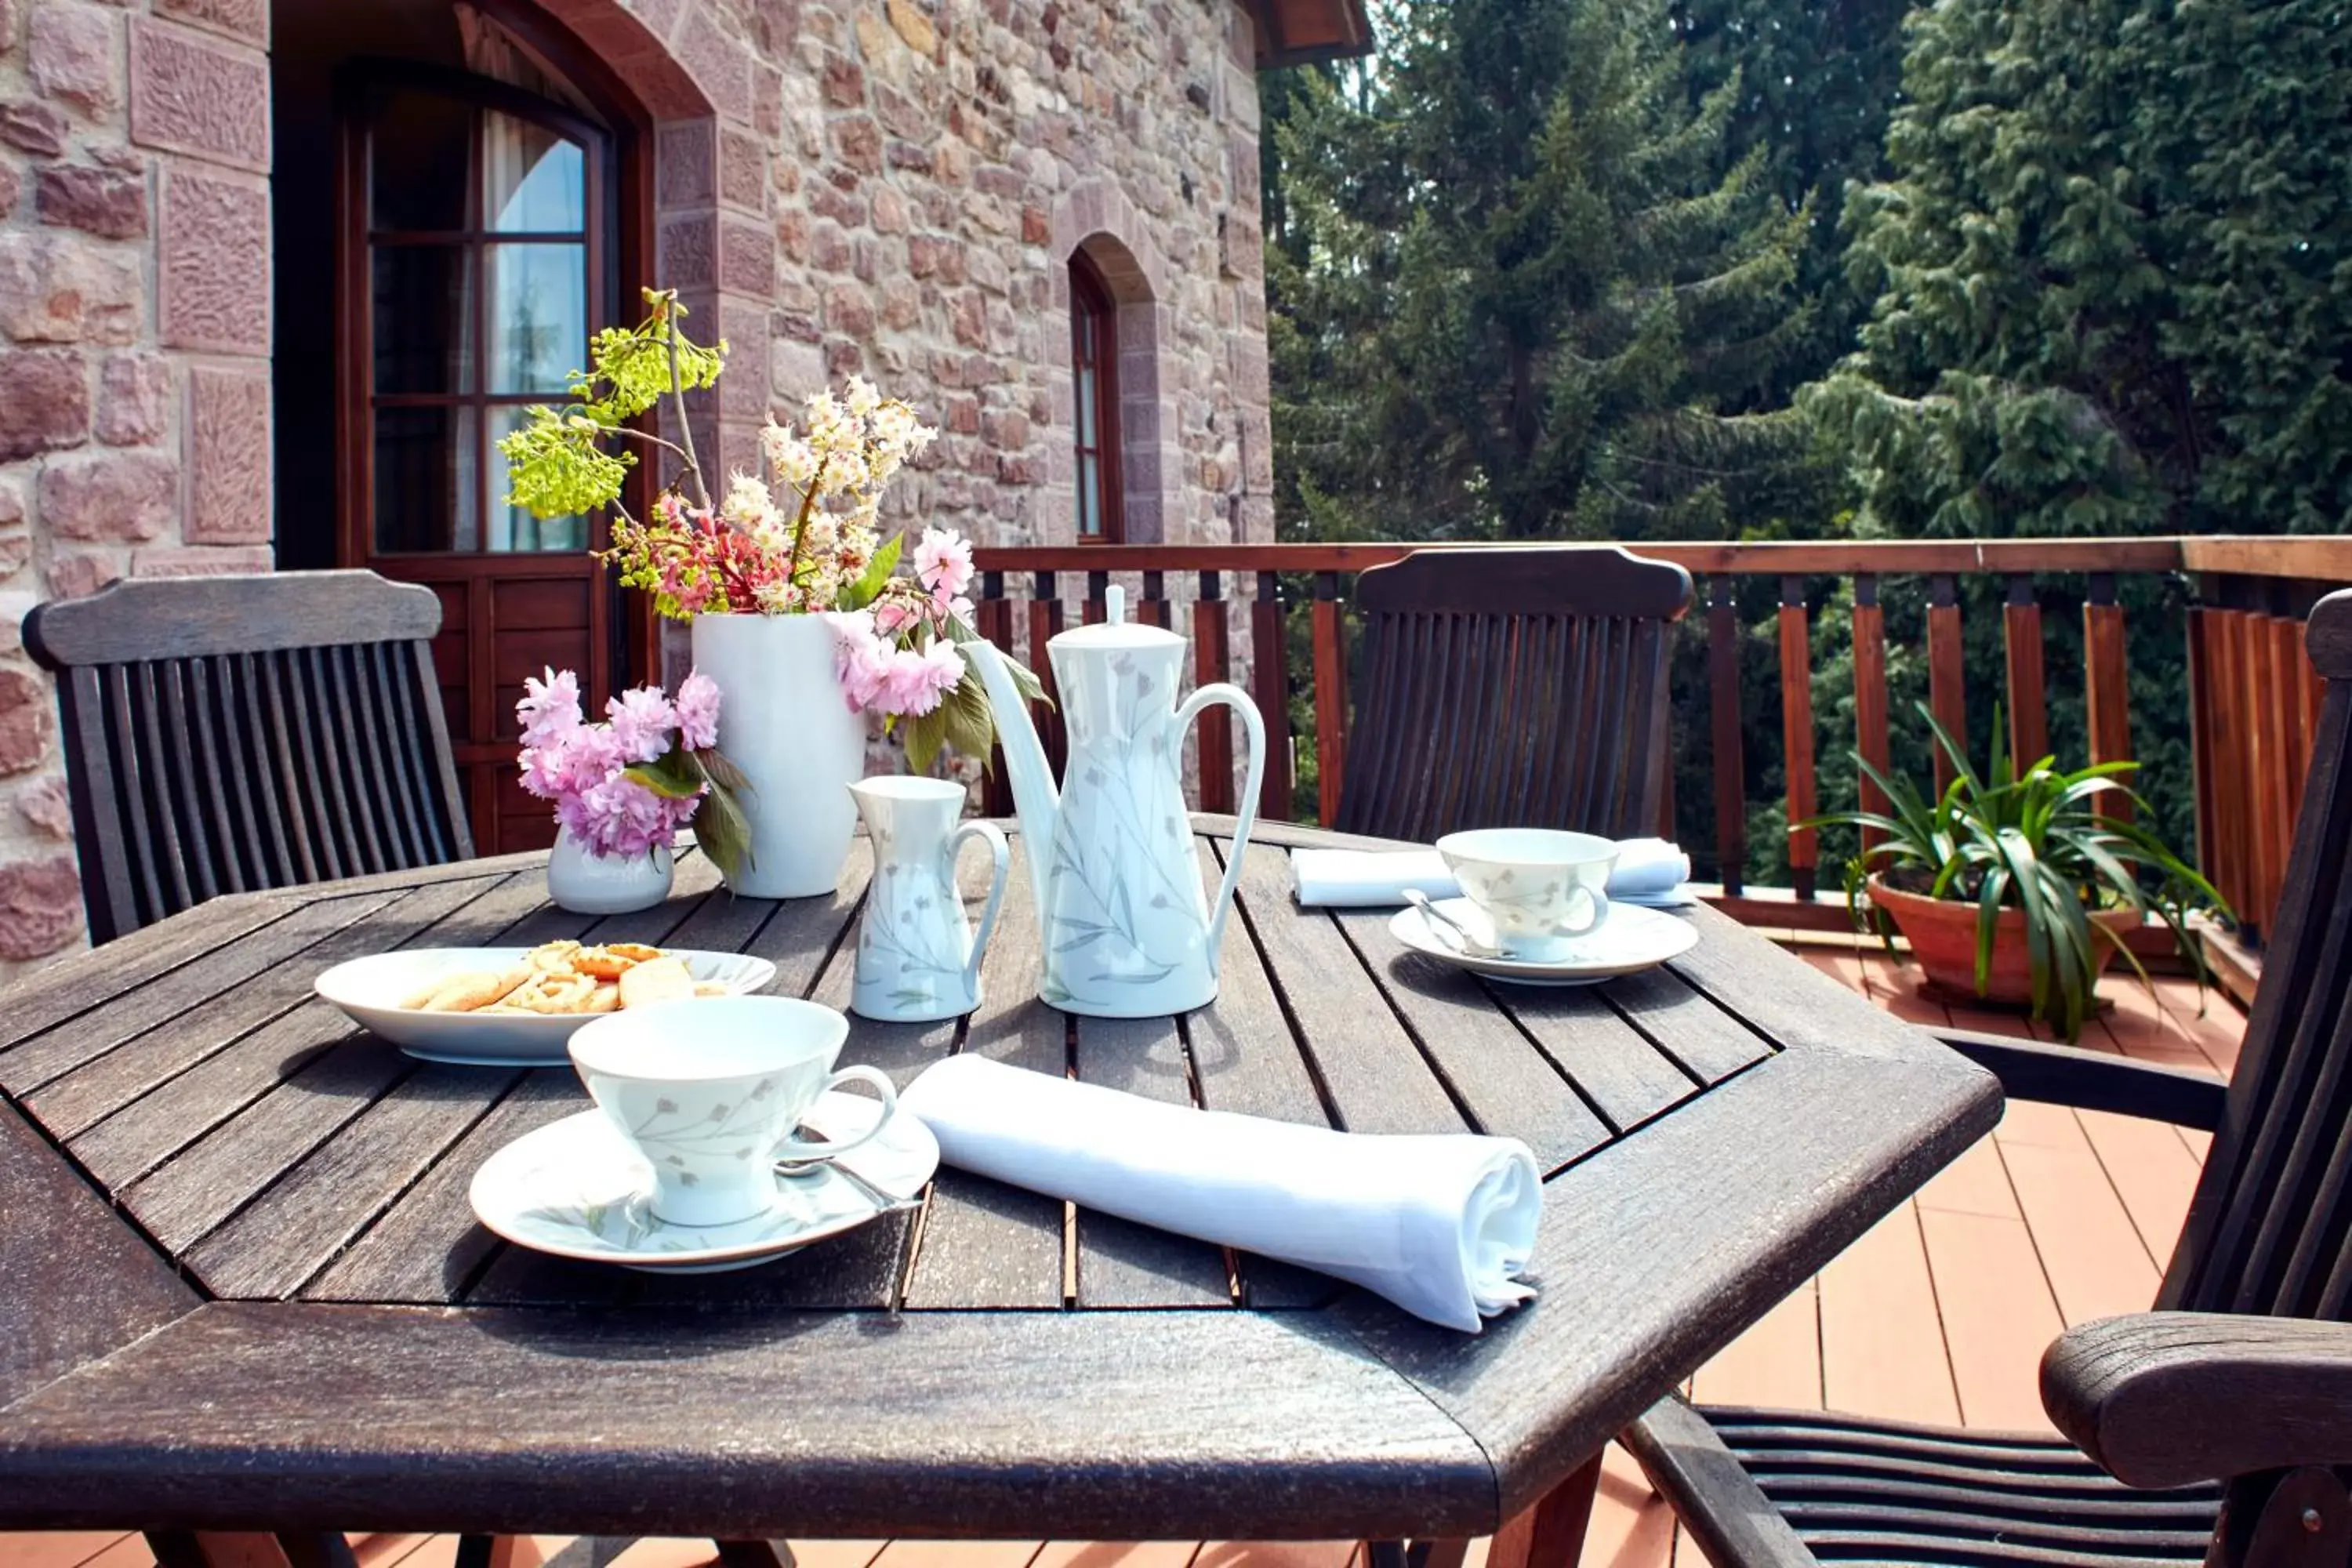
[
  {"x1": 1073, "y1": 1011, "x2": 1236, "y2": 1308},
  {"x1": 1495, "y1": 984, "x2": 1700, "y2": 1134},
  {"x1": 1330, "y1": 906, "x2": 1613, "y2": 1174},
  {"x1": 902, "y1": 837, "x2": 1068, "y2": 1311},
  {"x1": 1599, "y1": 964, "x2": 1775, "y2": 1086},
  {"x1": 0, "y1": 896, "x2": 292, "y2": 1053}
]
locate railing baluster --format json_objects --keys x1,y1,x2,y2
[
  {"x1": 2271, "y1": 608, "x2": 2305, "y2": 896},
  {"x1": 1312, "y1": 572, "x2": 1348, "y2": 828},
  {"x1": 1852, "y1": 574, "x2": 1890, "y2": 854},
  {"x1": 2188, "y1": 601, "x2": 2220, "y2": 909},
  {"x1": 1193, "y1": 572, "x2": 1235, "y2": 815},
  {"x1": 2003, "y1": 573, "x2": 2049, "y2": 767},
  {"x1": 978, "y1": 569, "x2": 1014, "y2": 818},
  {"x1": 1140, "y1": 570, "x2": 1170, "y2": 631},
  {"x1": 1777, "y1": 575, "x2": 1818, "y2": 902},
  {"x1": 1029, "y1": 571, "x2": 1066, "y2": 779},
  {"x1": 2250, "y1": 587, "x2": 2293, "y2": 935},
  {"x1": 2082, "y1": 572, "x2": 2132, "y2": 822},
  {"x1": 1083, "y1": 569, "x2": 1109, "y2": 626},
  {"x1": 1707, "y1": 576, "x2": 1745, "y2": 897},
  {"x1": 1927, "y1": 572, "x2": 1967, "y2": 796},
  {"x1": 1251, "y1": 571, "x2": 1294, "y2": 822}
]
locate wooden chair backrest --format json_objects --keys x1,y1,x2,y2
[
  {"x1": 22, "y1": 570, "x2": 474, "y2": 944},
  {"x1": 2165, "y1": 587, "x2": 2352, "y2": 1316},
  {"x1": 1334, "y1": 546, "x2": 1693, "y2": 843}
]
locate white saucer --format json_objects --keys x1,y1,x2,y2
[
  {"x1": 315, "y1": 947, "x2": 779, "y2": 1066},
  {"x1": 469, "y1": 1090, "x2": 939, "y2": 1272},
  {"x1": 1388, "y1": 898, "x2": 1700, "y2": 986}
]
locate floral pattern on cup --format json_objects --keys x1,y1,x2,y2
[{"x1": 1437, "y1": 829, "x2": 1620, "y2": 960}]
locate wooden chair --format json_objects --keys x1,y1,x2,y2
[
  {"x1": 23, "y1": 570, "x2": 474, "y2": 943},
  {"x1": 1334, "y1": 545, "x2": 1692, "y2": 843},
  {"x1": 1624, "y1": 587, "x2": 2352, "y2": 1568}
]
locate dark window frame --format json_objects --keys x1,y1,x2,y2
[{"x1": 1069, "y1": 250, "x2": 1125, "y2": 544}]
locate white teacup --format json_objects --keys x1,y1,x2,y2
[
  {"x1": 1436, "y1": 828, "x2": 1620, "y2": 959},
  {"x1": 568, "y1": 996, "x2": 898, "y2": 1229}
]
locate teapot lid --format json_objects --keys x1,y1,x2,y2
[{"x1": 1049, "y1": 585, "x2": 1185, "y2": 652}]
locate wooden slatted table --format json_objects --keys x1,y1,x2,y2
[{"x1": 0, "y1": 820, "x2": 1999, "y2": 1553}]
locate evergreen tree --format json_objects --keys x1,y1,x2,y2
[
  {"x1": 1812, "y1": 0, "x2": 2352, "y2": 539},
  {"x1": 1268, "y1": 0, "x2": 1820, "y2": 543}
]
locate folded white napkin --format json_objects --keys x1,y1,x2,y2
[
  {"x1": 898, "y1": 1054, "x2": 1541, "y2": 1331},
  {"x1": 1290, "y1": 837, "x2": 1694, "y2": 908}
]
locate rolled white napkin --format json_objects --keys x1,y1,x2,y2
[
  {"x1": 1290, "y1": 837, "x2": 1694, "y2": 907},
  {"x1": 898, "y1": 1054, "x2": 1541, "y2": 1332}
]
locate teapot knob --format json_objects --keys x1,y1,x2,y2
[{"x1": 1106, "y1": 583, "x2": 1127, "y2": 626}]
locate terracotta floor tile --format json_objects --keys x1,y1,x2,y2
[
  {"x1": 1918, "y1": 1205, "x2": 2064, "y2": 1432},
  {"x1": 1818, "y1": 1202, "x2": 1962, "y2": 1425}
]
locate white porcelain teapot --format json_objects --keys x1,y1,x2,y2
[{"x1": 964, "y1": 587, "x2": 1266, "y2": 1017}]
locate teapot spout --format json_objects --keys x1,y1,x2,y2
[{"x1": 964, "y1": 638, "x2": 1058, "y2": 923}]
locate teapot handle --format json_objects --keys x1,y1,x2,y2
[
  {"x1": 949, "y1": 819, "x2": 1012, "y2": 994},
  {"x1": 1171, "y1": 681, "x2": 1268, "y2": 964}
]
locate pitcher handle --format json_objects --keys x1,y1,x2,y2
[
  {"x1": 1172, "y1": 681, "x2": 1269, "y2": 964},
  {"x1": 949, "y1": 818, "x2": 1011, "y2": 993}
]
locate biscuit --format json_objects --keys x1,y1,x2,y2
[
  {"x1": 573, "y1": 946, "x2": 635, "y2": 981},
  {"x1": 588, "y1": 982, "x2": 621, "y2": 1013},
  {"x1": 619, "y1": 955, "x2": 695, "y2": 1008}
]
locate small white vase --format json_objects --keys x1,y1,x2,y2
[
  {"x1": 546, "y1": 831, "x2": 674, "y2": 915},
  {"x1": 690, "y1": 611, "x2": 865, "y2": 898},
  {"x1": 850, "y1": 775, "x2": 1011, "y2": 1022}
]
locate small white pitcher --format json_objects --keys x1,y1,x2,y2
[{"x1": 850, "y1": 776, "x2": 1011, "y2": 1023}]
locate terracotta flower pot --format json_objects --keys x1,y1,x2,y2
[{"x1": 1865, "y1": 874, "x2": 2142, "y2": 1007}]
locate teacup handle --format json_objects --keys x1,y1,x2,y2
[
  {"x1": 950, "y1": 819, "x2": 1011, "y2": 993},
  {"x1": 1561, "y1": 884, "x2": 1610, "y2": 938},
  {"x1": 779, "y1": 1065, "x2": 898, "y2": 1162}
]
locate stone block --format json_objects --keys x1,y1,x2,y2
[
  {"x1": 186, "y1": 362, "x2": 267, "y2": 542},
  {"x1": 871, "y1": 182, "x2": 909, "y2": 234},
  {"x1": 672, "y1": 5, "x2": 753, "y2": 125},
  {"x1": 42, "y1": 548, "x2": 117, "y2": 598},
  {"x1": 0, "y1": 228, "x2": 138, "y2": 345},
  {"x1": 36, "y1": 162, "x2": 145, "y2": 239},
  {"x1": 658, "y1": 212, "x2": 715, "y2": 286},
  {"x1": 887, "y1": 0, "x2": 937, "y2": 56},
  {"x1": 834, "y1": 114, "x2": 881, "y2": 174},
  {"x1": 0, "y1": 664, "x2": 47, "y2": 773},
  {"x1": 826, "y1": 281, "x2": 874, "y2": 339},
  {"x1": 655, "y1": 118, "x2": 715, "y2": 206},
  {"x1": 16, "y1": 772, "x2": 71, "y2": 838},
  {"x1": 28, "y1": 5, "x2": 116, "y2": 118},
  {"x1": 160, "y1": 164, "x2": 267, "y2": 354},
  {"x1": 129, "y1": 542, "x2": 271, "y2": 575},
  {"x1": 821, "y1": 52, "x2": 864, "y2": 109},
  {"x1": 39, "y1": 448, "x2": 176, "y2": 540},
  {"x1": 718, "y1": 216, "x2": 774, "y2": 296},
  {"x1": 130, "y1": 19, "x2": 270, "y2": 173},
  {"x1": 718, "y1": 125, "x2": 766, "y2": 211},
  {"x1": 0, "y1": 852, "x2": 81, "y2": 960},
  {"x1": 0, "y1": 100, "x2": 67, "y2": 156},
  {"x1": 154, "y1": 0, "x2": 266, "y2": 46},
  {"x1": 93, "y1": 350, "x2": 168, "y2": 445},
  {"x1": 0, "y1": 345, "x2": 86, "y2": 459}
]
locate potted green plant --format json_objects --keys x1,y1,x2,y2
[{"x1": 1809, "y1": 703, "x2": 2227, "y2": 1041}]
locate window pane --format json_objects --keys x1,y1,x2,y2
[
  {"x1": 375, "y1": 405, "x2": 479, "y2": 553},
  {"x1": 1076, "y1": 364, "x2": 1097, "y2": 447},
  {"x1": 486, "y1": 244, "x2": 586, "y2": 393},
  {"x1": 372, "y1": 89, "x2": 473, "y2": 232},
  {"x1": 1079, "y1": 453, "x2": 1099, "y2": 537},
  {"x1": 488, "y1": 405, "x2": 586, "y2": 553},
  {"x1": 485, "y1": 113, "x2": 585, "y2": 233},
  {"x1": 372, "y1": 245, "x2": 474, "y2": 393}
]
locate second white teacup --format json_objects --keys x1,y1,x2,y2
[
  {"x1": 568, "y1": 996, "x2": 898, "y2": 1229},
  {"x1": 1436, "y1": 828, "x2": 1620, "y2": 960}
]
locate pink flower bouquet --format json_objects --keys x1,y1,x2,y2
[{"x1": 517, "y1": 669, "x2": 751, "y2": 877}]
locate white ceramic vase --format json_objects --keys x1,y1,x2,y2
[
  {"x1": 689, "y1": 612, "x2": 865, "y2": 898},
  {"x1": 546, "y1": 830, "x2": 673, "y2": 915}
]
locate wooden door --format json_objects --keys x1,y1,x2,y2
[{"x1": 337, "y1": 64, "x2": 620, "y2": 854}]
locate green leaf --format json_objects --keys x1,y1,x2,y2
[
  {"x1": 691, "y1": 776, "x2": 754, "y2": 884},
  {"x1": 622, "y1": 748, "x2": 707, "y2": 800},
  {"x1": 837, "y1": 534, "x2": 904, "y2": 612},
  {"x1": 694, "y1": 744, "x2": 752, "y2": 794},
  {"x1": 939, "y1": 666, "x2": 997, "y2": 764},
  {"x1": 902, "y1": 706, "x2": 950, "y2": 775}
]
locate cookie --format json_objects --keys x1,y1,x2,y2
[{"x1": 618, "y1": 955, "x2": 695, "y2": 1008}]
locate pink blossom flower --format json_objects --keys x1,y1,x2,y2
[
  {"x1": 517, "y1": 667, "x2": 583, "y2": 748},
  {"x1": 879, "y1": 638, "x2": 967, "y2": 717},
  {"x1": 873, "y1": 597, "x2": 920, "y2": 637},
  {"x1": 606, "y1": 687, "x2": 678, "y2": 765},
  {"x1": 913, "y1": 527, "x2": 975, "y2": 601},
  {"x1": 675, "y1": 670, "x2": 722, "y2": 751}
]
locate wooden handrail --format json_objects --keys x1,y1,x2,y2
[{"x1": 969, "y1": 535, "x2": 2352, "y2": 947}]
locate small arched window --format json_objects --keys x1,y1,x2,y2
[{"x1": 1070, "y1": 252, "x2": 1123, "y2": 543}]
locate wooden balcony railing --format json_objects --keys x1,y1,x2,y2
[{"x1": 969, "y1": 536, "x2": 2352, "y2": 952}]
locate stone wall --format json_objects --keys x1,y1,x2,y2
[
  {"x1": 0, "y1": 0, "x2": 272, "y2": 979},
  {"x1": 0, "y1": 0, "x2": 1276, "y2": 982}
]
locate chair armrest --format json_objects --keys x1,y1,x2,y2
[
  {"x1": 2044, "y1": 1312, "x2": 2352, "y2": 1487},
  {"x1": 1936, "y1": 1029, "x2": 2227, "y2": 1131},
  {"x1": 1623, "y1": 1398, "x2": 1821, "y2": 1568}
]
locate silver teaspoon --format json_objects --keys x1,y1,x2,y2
[
  {"x1": 1403, "y1": 887, "x2": 1505, "y2": 957},
  {"x1": 775, "y1": 1145, "x2": 920, "y2": 1214}
]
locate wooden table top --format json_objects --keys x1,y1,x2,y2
[{"x1": 0, "y1": 818, "x2": 1999, "y2": 1544}]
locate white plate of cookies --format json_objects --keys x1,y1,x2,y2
[{"x1": 314, "y1": 940, "x2": 779, "y2": 1066}]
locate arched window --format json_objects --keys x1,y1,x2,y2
[{"x1": 1070, "y1": 251, "x2": 1123, "y2": 543}]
